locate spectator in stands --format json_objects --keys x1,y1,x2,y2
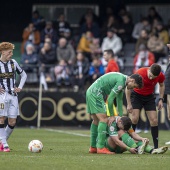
[
  {"x1": 55, "y1": 14, "x2": 71, "y2": 38},
  {"x1": 79, "y1": 8, "x2": 100, "y2": 26},
  {"x1": 90, "y1": 38, "x2": 102, "y2": 58},
  {"x1": 57, "y1": 37, "x2": 75, "y2": 65},
  {"x1": 21, "y1": 44, "x2": 38, "y2": 72},
  {"x1": 133, "y1": 44, "x2": 155, "y2": 73},
  {"x1": 80, "y1": 14, "x2": 100, "y2": 38},
  {"x1": 77, "y1": 31, "x2": 93, "y2": 61},
  {"x1": 54, "y1": 59, "x2": 70, "y2": 86},
  {"x1": 101, "y1": 28, "x2": 122, "y2": 55},
  {"x1": 39, "y1": 41, "x2": 57, "y2": 82},
  {"x1": 21, "y1": 23, "x2": 40, "y2": 54},
  {"x1": 147, "y1": 6, "x2": 162, "y2": 24},
  {"x1": 32, "y1": 10, "x2": 45, "y2": 31},
  {"x1": 147, "y1": 32, "x2": 165, "y2": 63},
  {"x1": 40, "y1": 21, "x2": 58, "y2": 45},
  {"x1": 117, "y1": 14, "x2": 134, "y2": 44},
  {"x1": 103, "y1": 49, "x2": 119, "y2": 73},
  {"x1": 89, "y1": 56, "x2": 104, "y2": 83},
  {"x1": 155, "y1": 22, "x2": 169, "y2": 45},
  {"x1": 101, "y1": 15, "x2": 120, "y2": 39},
  {"x1": 135, "y1": 29, "x2": 149, "y2": 53},
  {"x1": 63, "y1": 28, "x2": 75, "y2": 48},
  {"x1": 71, "y1": 52, "x2": 89, "y2": 92},
  {"x1": 132, "y1": 17, "x2": 151, "y2": 41}
]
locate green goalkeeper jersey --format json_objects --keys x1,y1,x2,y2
[{"x1": 88, "y1": 72, "x2": 127, "y2": 116}]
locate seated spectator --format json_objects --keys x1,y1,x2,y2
[
  {"x1": 132, "y1": 17, "x2": 151, "y2": 41},
  {"x1": 55, "y1": 14, "x2": 71, "y2": 38},
  {"x1": 147, "y1": 32, "x2": 165, "y2": 62},
  {"x1": 101, "y1": 28, "x2": 122, "y2": 55},
  {"x1": 135, "y1": 29, "x2": 149, "y2": 53},
  {"x1": 21, "y1": 44, "x2": 38, "y2": 72},
  {"x1": 32, "y1": 10, "x2": 45, "y2": 31},
  {"x1": 117, "y1": 14, "x2": 134, "y2": 44},
  {"x1": 147, "y1": 6, "x2": 162, "y2": 24},
  {"x1": 90, "y1": 38, "x2": 102, "y2": 57},
  {"x1": 21, "y1": 23, "x2": 40, "y2": 54},
  {"x1": 71, "y1": 52, "x2": 89, "y2": 92},
  {"x1": 155, "y1": 22, "x2": 169, "y2": 45},
  {"x1": 57, "y1": 37, "x2": 75, "y2": 64},
  {"x1": 39, "y1": 42, "x2": 57, "y2": 82},
  {"x1": 89, "y1": 56, "x2": 104, "y2": 83},
  {"x1": 41, "y1": 21, "x2": 58, "y2": 45},
  {"x1": 80, "y1": 14, "x2": 100, "y2": 38},
  {"x1": 101, "y1": 15, "x2": 120, "y2": 39},
  {"x1": 133, "y1": 44, "x2": 155, "y2": 73},
  {"x1": 54, "y1": 59, "x2": 70, "y2": 86},
  {"x1": 103, "y1": 49, "x2": 119, "y2": 73},
  {"x1": 63, "y1": 28, "x2": 75, "y2": 48},
  {"x1": 77, "y1": 31, "x2": 93, "y2": 61}
]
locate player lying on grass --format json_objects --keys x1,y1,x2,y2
[{"x1": 105, "y1": 116, "x2": 168, "y2": 154}]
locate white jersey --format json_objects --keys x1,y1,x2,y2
[{"x1": 0, "y1": 59, "x2": 23, "y2": 95}]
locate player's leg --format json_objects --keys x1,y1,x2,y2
[
  {"x1": 146, "y1": 110, "x2": 158, "y2": 148},
  {"x1": 5, "y1": 95, "x2": 18, "y2": 144},
  {"x1": 89, "y1": 114, "x2": 98, "y2": 153},
  {"x1": 130, "y1": 92, "x2": 143, "y2": 131},
  {"x1": 96, "y1": 113, "x2": 113, "y2": 154},
  {"x1": 0, "y1": 93, "x2": 10, "y2": 152}
]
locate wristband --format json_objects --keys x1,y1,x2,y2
[
  {"x1": 126, "y1": 147, "x2": 130, "y2": 151},
  {"x1": 158, "y1": 98, "x2": 164, "y2": 102}
]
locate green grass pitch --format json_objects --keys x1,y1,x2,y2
[{"x1": 0, "y1": 128, "x2": 170, "y2": 170}]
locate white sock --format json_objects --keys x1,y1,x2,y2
[
  {"x1": 5, "y1": 125, "x2": 14, "y2": 140},
  {"x1": 0, "y1": 128, "x2": 8, "y2": 147}
]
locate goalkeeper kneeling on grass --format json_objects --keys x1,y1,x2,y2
[{"x1": 105, "y1": 116, "x2": 168, "y2": 154}]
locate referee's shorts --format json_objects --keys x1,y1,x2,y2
[{"x1": 131, "y1": 91, "x2": 156, "y2": 111}]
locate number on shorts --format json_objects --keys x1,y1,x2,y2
[{"x1": 0, "y1": 103, "x2": 4, "y2": 109}]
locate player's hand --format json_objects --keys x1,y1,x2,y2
[
  {"x1": 14, "y1": 87, "x2": 22, "y2": 93},
  {"x1": 157, "y1": 100, "x2": 163, "y2": 110},
  {"x1": 129, "y1": 148, "x2": 137, "y2": 154},
  {"x1": 0, "y1": 87, "x2": 5, "y2": 94},
  {"x1": 127, "y1": 104, "x2": 133, "y2": 113},
  {"x1": 108, "y1": 116, "x2": 115, "y2": 126},
  {"x1": 142, "y1": 138, "x2": 149, "y2": 144}
]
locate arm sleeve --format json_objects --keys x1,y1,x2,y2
[
  {"x1": 18, "y1": 71, "x2": 27, "y2": 89},
  {"x1": 107, "y1": 82, "x2": 124, "y2": 116},
  {"x1": 116, "y1": 91, "x2": 124, "y2": 116}
]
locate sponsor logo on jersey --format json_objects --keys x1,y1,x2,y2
[
  {"x1": 110, "y1": 126, "x2": 114, "y2": 132},
  {"x1": 118, "y1": 86, "x2": 123, "y2": 91}
]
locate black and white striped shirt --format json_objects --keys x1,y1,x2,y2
[{"x1": 0, "y1": 59, "x2": 23, "y2": 95}]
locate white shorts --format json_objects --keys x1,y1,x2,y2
[{"x1": 0, "y1": 92, "x2": 19, "y2": 118}]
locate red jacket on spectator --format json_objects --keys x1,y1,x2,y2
[
  {"x1": 133, "y1": 50, "x2": 155, "y2": 73},
  {"x1": 105, "y1": 59, "x2": 119, "y2": 73}
]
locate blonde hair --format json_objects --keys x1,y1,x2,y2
[{"x1": 0, "y1": 42, "x2": 15, "y2": 52}]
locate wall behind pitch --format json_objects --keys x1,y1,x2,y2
[{"x1": 17, "y1": 91, "x2": 170, "y2": 129}]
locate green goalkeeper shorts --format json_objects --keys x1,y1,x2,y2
[{"x1": 86, "y1": 88, "x2": 106, "y2": 114}]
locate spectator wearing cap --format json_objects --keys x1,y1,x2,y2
[{"x1": 101, "y1": 28, "x2": 122, "y2": 55}]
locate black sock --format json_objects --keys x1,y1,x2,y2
[
  {"x1": 132, "y1": 124, "x2": 137, "y2": 131},
  {"x1": 151, "y1": 126, "x2": 158, "y2": 149}
]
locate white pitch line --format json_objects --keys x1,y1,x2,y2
[{"x1": 45, "y1": 128, "x2": 90, "y2": 137}]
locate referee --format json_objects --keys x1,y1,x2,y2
[{"x1": 126, "y1": 63, "x2": 165, "y2": 149}]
